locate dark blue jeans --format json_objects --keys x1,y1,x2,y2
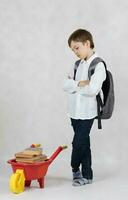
[{"x1": 71, "y1": 118, "x2": 94, "y2": 180}]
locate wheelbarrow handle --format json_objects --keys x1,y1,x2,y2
[{"x1": 49, "y1": 145, "x2": 67, "y2": 163}]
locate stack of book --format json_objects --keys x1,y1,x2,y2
[{"x1": 15, "y1": 147, "x2": 47, "y2": 163}]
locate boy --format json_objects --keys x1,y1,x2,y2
[{"x1": 63, "y1": 29, "x2": 106, "y2": 186}]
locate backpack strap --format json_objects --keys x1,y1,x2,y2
[
  {"x1": 89, "y1": 57, "x2": 107, "y2": 129},
  {"x1": 74, "y1": 60, "x2": 81, "y2": 80},
  {"x1": 88, "y1": 57, "x2": 107, "y2": 79}
]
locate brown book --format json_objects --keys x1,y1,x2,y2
[
  {"x1": 15, "y1": 149, "x2": 42, "y2": 158},
  {"x1": 15, "y1": 152, "x2": 35, "y2": 158},
  {"x1": 25, "y1": 147, "x2": 43, "y2": 153},
  {"x1": 16, "y1": 154, "x2": 47, "y2": 163}
]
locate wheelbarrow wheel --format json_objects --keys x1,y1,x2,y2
[{"x1": 9, "y1": 169, "x2": 25, "y2": 194}]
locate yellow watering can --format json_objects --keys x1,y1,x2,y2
[{"x1": 9, "y1": 169, "x2": 25, "y2": 194}]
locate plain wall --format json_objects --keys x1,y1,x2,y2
[{"x1": 0, "y1": 0, "x2": 128, "y2": 177}]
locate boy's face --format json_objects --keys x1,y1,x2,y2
[{"x1": 70, "y1": 40, "x2": 90, "y2": 59}]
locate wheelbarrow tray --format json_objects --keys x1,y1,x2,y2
[{"x1": 8, "y1": 159, "x2": 52, "y2": 180}]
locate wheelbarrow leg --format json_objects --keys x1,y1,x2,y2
[
  {"x1": 25, "y1": 180, "x2": 31, "y2": 187},
  {"x1": 38, "y1": 177, "x2": 44, "y2": 188}
]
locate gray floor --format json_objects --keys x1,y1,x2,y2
[{"x1": 1, "y1": 165, "x2": 128, "y2": 200}]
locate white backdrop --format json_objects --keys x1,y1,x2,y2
[{"x1": 0, "y1": 0, "x2": 128, "y2": 181}]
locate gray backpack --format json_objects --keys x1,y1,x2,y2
[{"x1": 74, "y1": 57, "x2": 115, "y2": 129}]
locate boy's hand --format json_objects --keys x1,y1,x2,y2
[
  {"x1": 68, "y1": 75, "x2": 72, "y2": 79},
  {"x1": 78, "y1": 80, "x2": 89, "y2": 87}
]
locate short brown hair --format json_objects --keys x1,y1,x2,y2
[{"x1": 68, "y1": 29, "x2": 94, "y2": 49}]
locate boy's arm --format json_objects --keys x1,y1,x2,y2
[
  {"x1": 63, "y1": 64, "x2": 79, "y2": 93},
  {"x1": 78, "y1": 62, "x2": 106, "y2": 96},
  {"x1": 63, "y1": 76, "x2": 79, "y2": 94},
  {"x1": 78, "y1": 80, "x2": 90, "y2": 87}
]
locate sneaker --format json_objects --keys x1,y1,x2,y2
[
  {"x1": 72, "y1": 178, "x2": 85, "y2": 186},
  {"x1": 83, "y1": 178, "x2": 93, "y2": 184},
  {"x1": 72, "y1": 170, "x2": 86, "y2": 186}
]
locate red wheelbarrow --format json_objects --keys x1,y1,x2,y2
[{"x1": 7, "y1": 145, "x2": 67, "y2": 193}]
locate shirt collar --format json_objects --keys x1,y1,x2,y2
[{"x1": 80, "y1": 52, "x2": 98, "y2": 65}]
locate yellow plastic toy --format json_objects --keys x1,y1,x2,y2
[
  {"x1": 9, "y1": 169, "x2": 25, "y2": 194},
  {"x1": 30, "y1": 143, "x2": 41, "y2": 148}
]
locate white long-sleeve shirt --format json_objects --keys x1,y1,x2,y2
[{"x1": 63, "y1": 53, "x2": 106, "y2": 119}]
